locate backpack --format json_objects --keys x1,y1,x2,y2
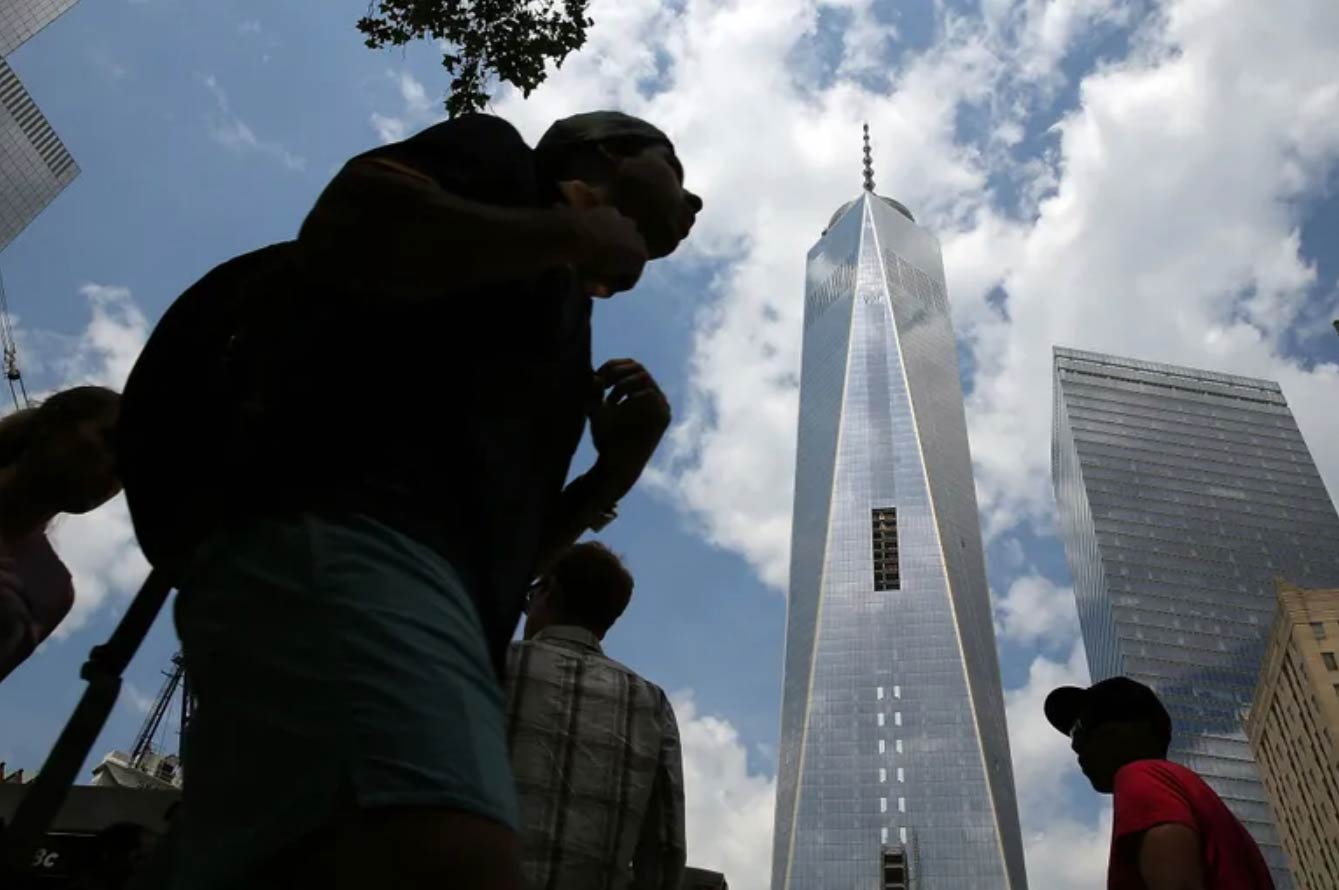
[{"x1": 117, "y1": 241, "x2": 304, "y2": 571}]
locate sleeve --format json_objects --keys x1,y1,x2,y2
[
  {"x1": 632, "y1": 690, "x2": 688, "y2": 890},
  {"x1": 1112, "y1": 761, "x2": 1199, "y2": 842},
  {"x1": 357, "y1": 113, "x2": 538, "y2": 207},
  {"x1": 0, "y1": 548, "x2": 39, "y2": 683}
]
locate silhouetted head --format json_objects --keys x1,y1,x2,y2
[
  {"x1": 1045, "y1": 676, "x2": 1173, "y2": 793},
  {"x1": 0, "y1": 386, "x2": 121, "y2": 520},
  {"x1": 524, "y1": 541, "x2": 635, "y2": 641},
  {"x1": 536, "y1": 111, "x2": 702, "y2": 260}
]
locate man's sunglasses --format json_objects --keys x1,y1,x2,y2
[{"x1": 524, "y1": 578, "x2": 546, "y2": 611}]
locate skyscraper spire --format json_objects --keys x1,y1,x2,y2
[{"x1": 862, "y1": 122, "x2": 875, "y2": 193}]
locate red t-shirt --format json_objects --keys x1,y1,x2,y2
[{"x1": 1109, "y1": 759, "x2": 1274, "y2": 889}]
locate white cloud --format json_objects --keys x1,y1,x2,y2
[
  {"x1": 200, "y1": 74, "x2": 306, "y2": 171},
  {"x1": 478, "y1": 0, "x2": 1339, "y2": 590},
  {"x1": 238, "y1": 19, "x2": 262, "y2": 35},
  {"x1": 1003, "y1": 640, "x2": 1112, "y2": 889},
  {"x1": 994, "y1": 571, "x2": 1079, "y2": 648},
  {"x1": 369, "y1": 71, "x2": 444, "y2": 144},
  {"x1": 24, "y1": 284, "x2": 151, "y2": 640},
  {"x1": 1023, "y1": 805, "x2": 1113, "y2": 890},
  {"x1": 123, "y1": 681, "x2": 155, "y2": 715},
  {"x1": 674, "y1": 691, "x2": 776, "y2": 890}
]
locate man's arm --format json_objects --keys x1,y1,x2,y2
[
  {"x1": 296, "y1": 116, "x2": 647, "y2": 303},
  {"x1": 632, "y1": 693, "x2": 687, "y2": 890},
  {"x1": 297, "y1": 156, "x2": 584, "y2": 302},
  {"x1": 1136, "y1": 823, "x2": 1205, "y2": 890},
  {"x1": 535, "y1": 359, "x2": 672, "y2": 573}
]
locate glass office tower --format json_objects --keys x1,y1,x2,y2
[
  {"x1": 0, "y1": 0, "x2": 79, "y2": 252},
  {"x1": 1052, "y1": 347, "x2": 1339, "y2": 888},
  {"x1": 771, "y1": 176, "x2": 1027, "y2": 889},
  {"x1": 0, "y1": 0, "x2": 79, "y2": 56}
]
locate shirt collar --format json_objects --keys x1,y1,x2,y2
[{"x1": 533, "y1": 625, "x2": 604, "y2": 654}]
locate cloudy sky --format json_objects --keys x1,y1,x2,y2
[{"x1": 1, "y1": 0, "x2": 1337, "y2": 887}]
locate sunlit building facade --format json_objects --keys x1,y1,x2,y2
[
  {"x1": 1052, "y1": 347, "x2": 1339, "y2": 888},
  {"x1": 771, "y1": 155, "x2": 1027, "y2": 889},
  {"x1": 1246, "y1": 581, "x2": 1339, "y2": 890},
  {"x1": 0, "y1": 0, "x2": 79, "y2": 252}
]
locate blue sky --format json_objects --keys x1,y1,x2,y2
[{"x1": 2, "y1": 0, "x2": 1339, "y2": 887}]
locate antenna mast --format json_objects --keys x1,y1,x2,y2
[{"x1": 862, "y1": 123, "x2": 876, "y2": 193}]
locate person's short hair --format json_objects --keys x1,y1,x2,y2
[
  {"x1": 0, "y1": 385, "x2": 119, "y2": 469},
  {"x1": 546, "y1": 541, "x2": 635, "y2": 636},
  {"x1": 536, "y1": 134, "x2": 669, "y2": 187},
  {"x1": 534, "y1": 110, "x2": 674, "y2": 186}
]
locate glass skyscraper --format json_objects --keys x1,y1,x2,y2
[
  {"x1": 0, "y1": 0, "x2": 79, "y2": 56},
  {"x1": 1051, "y1": 347, "x2": 1339, "y2": 888},
  {"x1": 771, "y1": 162, "x2": 1027, "y2": 889},
  {"x1": 0, "y1": 0, "x2": 78, "y2": 252}
]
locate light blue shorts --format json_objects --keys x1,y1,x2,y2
[{"x1": 167, "y1": 512, "x2": 518, "y2": 890}]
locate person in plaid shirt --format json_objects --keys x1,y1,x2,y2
[{"x1": 506, "y1": 542, "x2": 686, "y2": 890}]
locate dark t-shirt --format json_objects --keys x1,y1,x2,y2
[
  {"x1": 271, "y1": 114, "x2": 592, "y2": 673},
  {"x1": 1109, "y1": 759, "x2": 1274, "y2": 889}
]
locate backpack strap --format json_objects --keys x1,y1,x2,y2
[{"x1": 361, "y1": 156, "x2": 440, "y2": 189}]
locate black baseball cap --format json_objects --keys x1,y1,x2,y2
[
  {"x1": 1044, "y1": 676, "x2": 1173, "y2": 745},
  {"x1": 536, "y1": 111, "x2": 674, "y2": 159}
]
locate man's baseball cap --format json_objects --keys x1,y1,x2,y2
[
  {"x1": 1044, "y1": 676, "x2": 1173, "y2": 745},
  {"x1": 535, "y1": 111, "x2": 674, "y2": 158}
]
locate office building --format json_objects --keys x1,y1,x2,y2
[
  {"x1": 1052, "y1": 347, "x2": 1339, "y2": 887},
  {"x1": 0, "y1": 0, "x2": 79, "y2": 252},
  {"x1": 0, "y1": 0, "x2": 79, "y2": 56},
  {"x1": 771, "y1": 129, "x2": 1027, "y2": 890},
  {"x1": 1246, "y1": 581, "x2": 1339, "y2": 890}
]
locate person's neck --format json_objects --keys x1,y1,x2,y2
[{"x1": 0, "y1": 466, "x2": 59, "y2": 541}]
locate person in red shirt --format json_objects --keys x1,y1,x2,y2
[{"x1": 1044, "y1": 676, "x2": 1274, "y2": 890}]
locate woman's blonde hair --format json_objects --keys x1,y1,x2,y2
[{"x1": 0, "y1": 385, "x2": 120, "y2": 470}]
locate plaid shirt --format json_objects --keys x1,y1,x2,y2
[{"x1": 506, "y1": 626, "x2": 686, "y2": 890}]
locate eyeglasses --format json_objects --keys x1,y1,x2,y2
[{"x1": 524, "y1": 579, "x2": 545, "y2": 611}]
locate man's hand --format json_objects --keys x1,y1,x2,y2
[
  {"x1": 588, "y1": 359, "x2": 671, "y2": 498},
  {"x1": 562, "y1": 204, "x2": 649, "y2": 297}
]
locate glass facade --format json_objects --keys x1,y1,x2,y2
[
  {"x1": 772, "y1": 193, "x2": 1027, "y2": 890},
  {"x1": 0, "y1": 58, "x2": 76, "y2": 252},
  {"x1": 1051, "y1": 347, "x2": 1339, "y2": 889},
  {"x1": 0, "y1": 0, "x2": 80, "y2": 253},
  {"x1": 0, "y1": 0, "x2": 78, "y2": 56}
]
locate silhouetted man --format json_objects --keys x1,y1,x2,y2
[
  {"x1": 507, "y1": 542, "x2": 685, "y2": 890},
  {"x1": 1045, "y1": 677, "x2": 1274, "y2": 890},
  {"x1": 152, "y1": 111, "x2": 701, "y2": 890}
]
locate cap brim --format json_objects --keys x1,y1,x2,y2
[{"x1": 1043, "y1": 686, "x2": 1087, "y2": 736}]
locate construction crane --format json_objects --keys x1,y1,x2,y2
[
  {"x1": 129, "y1": 651, "x2": 192, "y2": 774},
  {"x1": 0, "y1": 265, "x2": 29, "y2": 410}
]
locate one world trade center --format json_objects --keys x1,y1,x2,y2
[{"x1": 771, "y1": 128, "x2": 1028, "y2": 890}]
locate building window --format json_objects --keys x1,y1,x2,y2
[
  {"x1": 894, "y1": 712, "x2": 902, "y2": 727},
  {"x1": 897, "y1": 767, "x2": 905, "y2": 782},
  {"x1": 893, "y1": 685, "x2": 901, "y2": 699},
  {"x1": 900, "y1": 827, "x2": 908, "y2": 844},
  {"x1": 877, "y1": 713, "x2": 885, "y2": 727},
  {"x1": 880, "y1": 797, "x2": 888, "y2": 813},
  {"x1": 881, "y1": 845, "x2": 907, "y2": 890},
  {"x1": 898, "y1": 797, "x2": 906, "y2": 813},
  {"x1": 877, "y1": 686, "x2": 885, "y2": 700},
  {"x1": 1325, "y1": 652, "x2": 1338, "y2": 672},
  {"x1": 880, "y1": 768, "x2": 887, "y2": 783},
  {"x1": 1313, "y1": 622, "x2": 1327, "y2": 640},
  {"x1": 872, "y1": 508, "x2": 900, "y2": 591},
  {"x1": 879, "y1": 740, "x2": 886, "y2": 754}
]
